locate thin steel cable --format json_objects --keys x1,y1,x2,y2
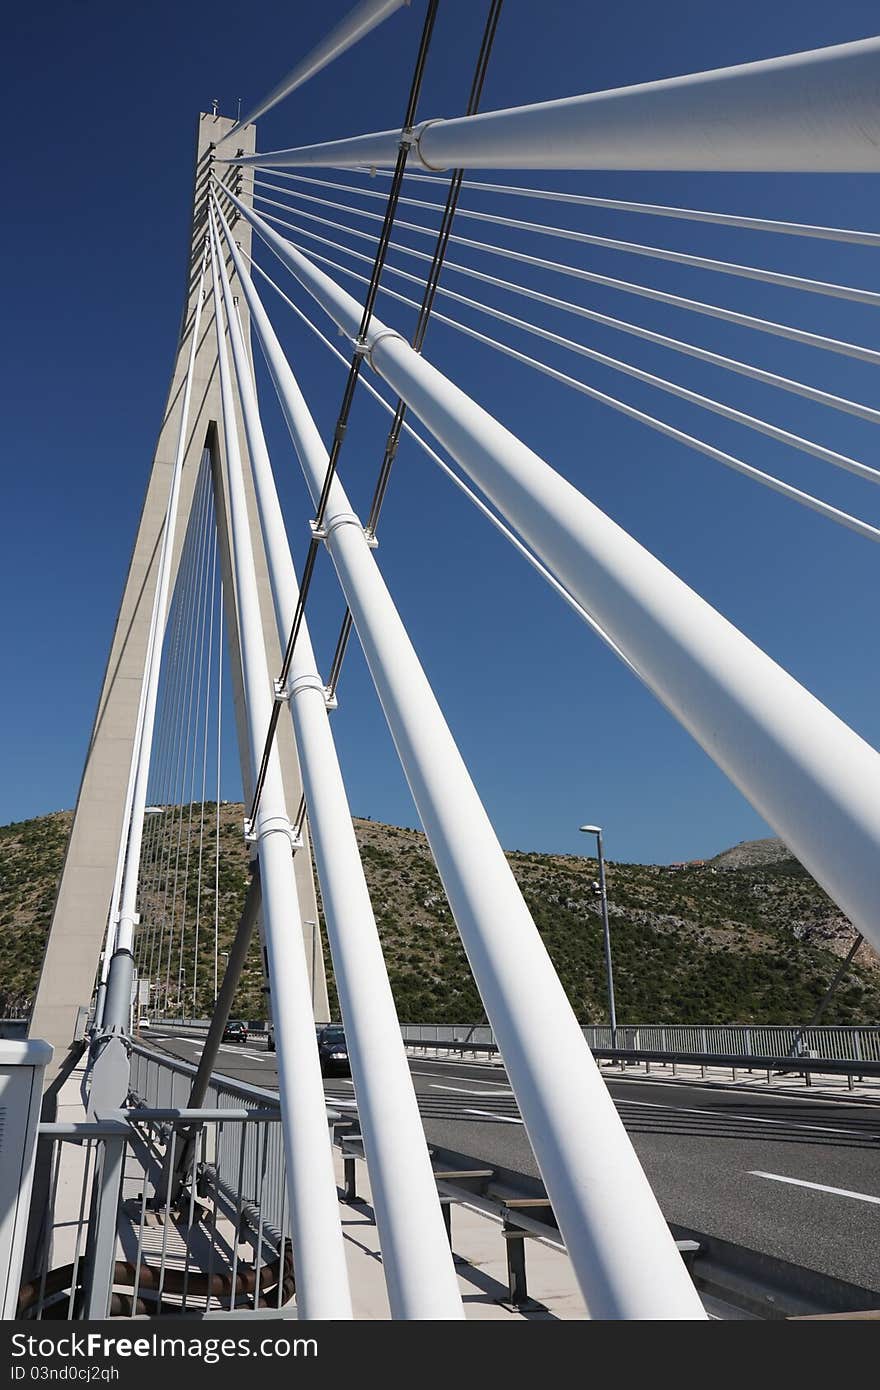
[
  {"x1": 166, "y1": 461, "x2": 212, "y2": 1013},
  {"x1": 176, "y1": 465, "x2": 216, "y2": 1006},
  {"x1": 162, "y1": 463, "x2": 212, "y2": 1012},
  {"x1": 260, "y1": 200, "x2": 880, "y2": 434},
  {"x1": 214, "y1": 586, "x2": 224, "y2": 1005},
  {"x1": 142, "y1": 530, "x2": 194, "y2": 968},
  {"x1": 249, "y1": 186, "x2": 880, "y2": 367},
  {"x1": 154, "y1": 471, "x2": 207, "y2": 1012},
  {"x1": 228, "y1": 0, "x2": 442, "y2": 835},
  {"x1": 254, "y1": 174, "x2": 880, "y2": 306},
  {"x1": 154, "y1": 469, "x2": 206, "y2": 1003},
  {"x1": 275, "y1": 221, "x2": 880, "y2": 489},
  {"x1": 259, "y1": 234, "x2": 880, "y2": 544},
  {"x1": 338, "y1": 163, "x2": 880, "y2": 247}
]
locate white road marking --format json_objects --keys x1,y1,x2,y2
[
  {"x1": 325, "y1": 1097, "x2": 357, "y2": 1108},
  {"x1": 615, "y1": 1097, "x2": 876, "y2": 1141},
  {"x1": 606, "y1": 1073, "x2": 869, "y2": 1111},
  {"x1": 410, "y1": 1068, "x2": 509, "y2": 1087},
  {"x1": 430, "y1": 1084, "x2": 514, "y2": 1096},
  {"x1": 463, "y1": 1108, "x2": 523, "y2": 1125},
  {"x1": 750, "y1": 1172, "x2": 880, "y2": 1205}
]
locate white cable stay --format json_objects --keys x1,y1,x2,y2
[
  {"x1": 247, "y1": 185, "x2": 880, "y2": 367},
  {"x1": 256, "y1": 197, "x2": 880, "y2": 438},
  {"x1": 209, "y1": 225, "x2": 354, "y2": 1320},
  {"x1": 216, "y1": 0, "x2": 407, "y2": 143},
  {"x1": 241, "y1": 247, "x2": 638, "y2": 677},
  {"x1": 254, "y1": 176, "x2": 880, "y2": 307},
  {"x1": 209, "y1": 200, "x2": 463, "y2": 1320},
  {"x1": 340, "y1": 164, "x2": 880, "y2": 247},
  {"x1": 261, "y1": 226, "x2": 880, "y2": 546},
  {"x1": 226, "y1": 36, "x2": 880, "y2": 173},
  {"x1": 256, "y1": 205, "x2": 880, "y2": 492},
  {"x1": 214, "y1": 196, "x2": 707, "y2": 1320}
]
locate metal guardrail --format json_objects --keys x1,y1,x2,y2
[
  {"x1": 401, "y1": 1035, "x2": 880, "y2": 1088},
  {"x1": 129, "y1": 1043, "x2": 292, "y2": 1238},
  {"x1": 401, "y1": 1022, "x2": 880, "y2": 1066},
  {"x1": 146, "y1": 1019, "x2": 880, "y2": 1066},
  {"x1": 25, "y1": 1104, "x2": 293, "y2": 1320}
]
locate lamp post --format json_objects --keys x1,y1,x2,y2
[{"x1": 580, "y1": 825, "x2": 618, "y2": 1047}]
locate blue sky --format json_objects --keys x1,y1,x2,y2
[{"x1": 4, "y1": 0, "x2": 880, "y2": 864}]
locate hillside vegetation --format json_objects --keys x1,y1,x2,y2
[{"x1": 1, "y1": 808, "x2": 877, "y2": 1026}]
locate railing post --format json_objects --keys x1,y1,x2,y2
[{"x1": 82, "y1": 1134, "x2": 126, "y2": 1319}]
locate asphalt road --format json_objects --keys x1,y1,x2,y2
[{"x1": 143, "y1": 1030, "x2": 880, "y2": 1293}]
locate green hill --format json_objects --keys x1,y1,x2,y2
[{"x1": 1, "y1": 807, "x2": 877, "y2": 1026}]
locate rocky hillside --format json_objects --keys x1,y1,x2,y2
[{"x1": 1, "y1": 809, "x2": 877, "y2": 1025}]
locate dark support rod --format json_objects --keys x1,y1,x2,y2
[
  {"x1": 789, "y1": 932, "x2": 864, "y2": 1057},
  {"x1": 166, "y1": 866, "x2": 262, "y2": 1201}
]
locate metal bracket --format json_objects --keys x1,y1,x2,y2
[
  {"x1": 309, "y1": 519, "x2": 327, "y2": 542},
  {"x1": 244, "y1": 817, "x2": 303, "y2": 851},
  {"x1": 324, "y1": 688, "x2": 338, "y2": 711}
]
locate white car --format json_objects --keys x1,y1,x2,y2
[{"x1": 137, "y1": 1017, "x2": 151, "y2": 1029}]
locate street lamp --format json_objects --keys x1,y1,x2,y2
[{"x1": 579, "y1": 824, "x2": 618, "y2": 1047}]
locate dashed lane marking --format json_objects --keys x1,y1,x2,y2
[{"x1": 750, "y1": 1172, "x2": 880, "y2": 1204}]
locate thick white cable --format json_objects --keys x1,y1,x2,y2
[
  {"x1": 261, "y1": 228, "x2": 880, "y2": 540},
  {"x1": 254, "y1": 176, "x2": 880, "y2": 306},
  {"x1": 209, "y1": 228, "x2": 353, "y2": 1320},
  {"x1": 230, "y1": 198, "x2": 880, "y2": 969},
  {"x1": 217, "y1": 0, "x2": 407, "y2": 142},
  {"x1": 250, "y1": 184, "x2": 880, "y2": 366},
  {"x1": 244, "y1": 250, "x2": 638, "y2": 675},
  {"x1": 228, "y1": 36, "x2": 880, "y2": 173},
  {"x1": 216, "y1": 197, "x2": 706, "y2": 1321},
  {"x1": 211, "y1": 204, "x2": 463, "y2": 1320},
  {"x1": 260, "y1": 202, "x2": 880, "y2": 472},
  {"x1": 262, "y1": 197, "x2": 880, "y2": 432},
  {"x1": 342, "y1": 164, "x2": 880, "y2": 246}
]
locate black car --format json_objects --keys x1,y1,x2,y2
[
  {"x1": 223, "y1": 1020, "x2": 249, "y2": 1043},
  {"x1": 317, "y1": 1025, "x2": 350, "y2": 1076}
]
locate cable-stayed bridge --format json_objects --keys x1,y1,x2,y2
[{"x1": 6, "y1": 0, "x2": 880, "y2": 1323}]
